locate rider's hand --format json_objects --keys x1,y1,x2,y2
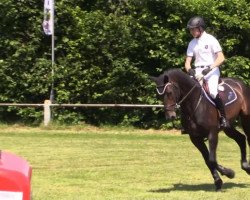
[
  {"x1": 188, "y1": 68, "x2": 196, "y2": 76},
  {"x1": 195, "y1": 73, "x2": 203, "y2": 81},
  {"x1": 202, "y1": 67, "x2": 211, "y2": 75}
]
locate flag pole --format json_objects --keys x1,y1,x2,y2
[{"x1": 49, "y1": 0, "x2": 55, "y2": 103}]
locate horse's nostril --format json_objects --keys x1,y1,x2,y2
[
  {"x1": 165, "y1": 112, "x2": 176, "y2": 121},
  {"x1": 170, "y1": 115, "x2": 176, "y2": 120}
]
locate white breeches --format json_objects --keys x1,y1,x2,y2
[{"x1": 195, "y1": 67, "x2": 220, "y2": 99}]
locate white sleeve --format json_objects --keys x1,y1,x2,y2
[
  {"x1": 211, "y1": 37, "x2": 222, "y2": 53},
  {"x1": 186, "y1": 42, "x2": 194, "y2": 57}
]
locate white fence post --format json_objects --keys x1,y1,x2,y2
[{"x1": 44, "y1": 100, "x2": 51, "y2": 126}]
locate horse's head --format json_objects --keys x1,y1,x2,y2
[{"x1": 150, "y1": 70, "x2": 181, "y2": 120}]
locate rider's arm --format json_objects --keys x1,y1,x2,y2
[
  {"x1": 210, "y1": 51, "x2": 225, "y2": 70},
  {"x1": 185, "y1": 56, "x2": 193, "y2": 72}
]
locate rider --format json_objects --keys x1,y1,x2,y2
[{"x1": 184, "y1": 16, "x2": 229, "y2": 128}]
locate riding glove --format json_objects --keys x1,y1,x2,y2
[
  {"x1": 202, "y1": 67, "x2": 211, "y2": 75},
  {"x1": 188, "y1": 68, "x2": 196, "y2": 76}
]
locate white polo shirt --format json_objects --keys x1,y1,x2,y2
[{"x1": 186, "y1": 31, "x2": 222, "y2": 67}]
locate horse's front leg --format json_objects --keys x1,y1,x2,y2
[
  {"x1": 189, "y1": 135, "x2": 222, "y2": 191},
  {"x1": 208, "y1": 131, "x2": 228, "y2": 190},
  {"x1": 208, "y1": 131, "x2": 235, "y2": 179}
]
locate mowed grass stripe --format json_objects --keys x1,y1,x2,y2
[{"x1": 0, "y1": 127, "x2": 249, "y2": 200}]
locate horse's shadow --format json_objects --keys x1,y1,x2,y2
[{"x1": 149, "y1": 182, "x2": 249, "y2": 193}]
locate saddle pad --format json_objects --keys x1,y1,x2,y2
[{"x1": 202, "y1": 82, "x2": 237, "y2": 106}]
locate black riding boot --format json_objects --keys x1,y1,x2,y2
[{"x1": 214, "y1": 94, "x2": 230, "y2": 128}]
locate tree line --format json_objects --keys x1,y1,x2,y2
[{"x1": 0, "y1": 0, "x2": 249, "y2": 128}]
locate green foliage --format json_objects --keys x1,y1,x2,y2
[
  {"x1": 0, "y1": 0, "x2": 249, "y2": 127},
  {"x1": 222, "y1": 56, "x2": 250, "y2": 85}
]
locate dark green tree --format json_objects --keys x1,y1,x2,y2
[{"x1": 0, "y1": 0, "x2": 249, "y2": 127}]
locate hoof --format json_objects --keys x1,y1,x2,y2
[
  {"x1": 218, "y1": 165, "x2": 235, "y2": 179},
  {"x1": 224, "y1": 168, "x2": 235, "y2": 179},
  {"x1": 241, "y1": 162, "x2": 250, "y2": 175},
  {"x1": 215, "y1": 179, "x2": 223, "y2": 191}
]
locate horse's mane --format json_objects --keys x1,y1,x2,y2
[{"x1": 163, "y1": 68, "x2": 196, "y2": 86}]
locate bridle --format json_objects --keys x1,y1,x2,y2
[
  {"x1": 156, "y1": 82, "x2": 172, "y2": 95},
  {"x1": 156, "y1": 81, "x2": 200, "y2": 111},
  {"x1": 156, "y1": 82, "x2": 180, "y2": 111}
]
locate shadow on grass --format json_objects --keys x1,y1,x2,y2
[{"x1": 149, "y1": 182, "x2": 249, "y2": 193}]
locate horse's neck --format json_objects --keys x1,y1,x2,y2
[
  {"x1": 179, "y1": 82, "x2": 202, "y2": 112},
  {"x1": 179, "y1": 81, "x2": 199, "y2": 97},
  {"x1": 172, "y1": 74, "x2": 202, "y2": 111}
]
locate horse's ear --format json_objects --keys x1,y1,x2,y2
[{"x1": 164, "y1": 75, "x2": 169, "y2": 84}]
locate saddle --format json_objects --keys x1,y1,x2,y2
[{"x1": 202, "y1": 80, "x2": 237, "y2": 106}]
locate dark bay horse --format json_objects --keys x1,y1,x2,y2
[{"x1": 151, "y1": 68, "x2": 250, "y2": 191}]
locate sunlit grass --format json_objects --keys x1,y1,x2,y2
[{"x1": 0, "y1": 125, "x2": 249, "y2": 200}]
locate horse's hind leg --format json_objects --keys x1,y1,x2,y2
[
  {"x1": 223, "y1": 126, "x2": 250, "y2": 174},
  {"x1": 241, "y1": 115, "x2": 250, "y2": 170}
]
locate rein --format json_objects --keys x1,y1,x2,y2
[{"x1": 177, "y1": 82, "x2": 199, "y2": 106}]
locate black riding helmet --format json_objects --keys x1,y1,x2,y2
[{"x1": 187, "y1": 16, "x2": 205, "y2": 29}]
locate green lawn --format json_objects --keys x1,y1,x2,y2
[{"x1": 0, "y1": 125, "x2": 250, "y2": 200}]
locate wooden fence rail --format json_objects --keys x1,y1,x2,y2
[{"x1": 0, "y1": 100, "x2": 164, "y2": 126}]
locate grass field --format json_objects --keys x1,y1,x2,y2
[{"x1": 0, "y1": 125, "x2": 250, "y2": 200}]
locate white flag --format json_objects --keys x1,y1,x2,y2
[{"x1": 43, "y1": 0, "x2": 54, "y2": 35}]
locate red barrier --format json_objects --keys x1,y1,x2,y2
[{"x1": 0, "y1": 151, "x2": 32, "y2": 200}]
